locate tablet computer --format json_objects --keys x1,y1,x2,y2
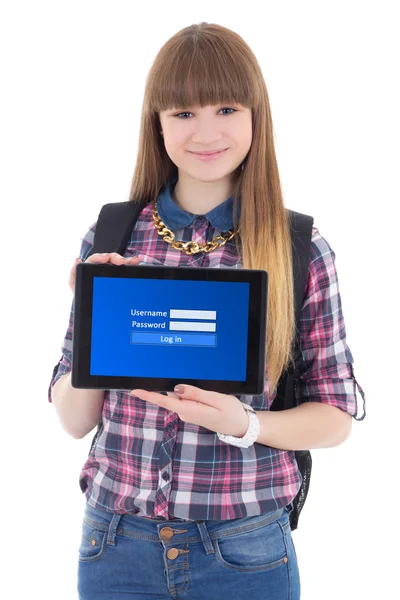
[{"x1": 72, "y1": 263, "x2": 268, "y2": 394}]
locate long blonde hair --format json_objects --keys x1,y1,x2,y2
[{"x1": 128, "y1": 23, "x2": 295, "y2": 394}]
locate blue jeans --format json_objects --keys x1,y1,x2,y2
[{"x1": 78, "y1": 501, "x2": 300, "y2": 599}]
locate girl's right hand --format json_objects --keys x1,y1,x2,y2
[{"x1": 69, "y1": 252, "x2": 140, "y2": 294}]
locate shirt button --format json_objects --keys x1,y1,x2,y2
[{"x1": 162, "y1": 472, "x2": 170, "y2": 481}]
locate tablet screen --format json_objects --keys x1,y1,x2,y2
[
  {"x1": 72, "y1": 264, "x2": 267, "y2": 394},
  {"x1": 91, "y1": 277, "x2": 250, "y2": 381}
]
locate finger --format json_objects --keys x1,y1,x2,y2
[
  {"x1": 85, "y1": 253, "x2": 110, "y2": 264},
  {"x1": 69, "y1": 258, "x2": 82, "y2": 293},
  {"x1": 173, "y1": 384, "x2": 222, "y2": 408},
  {"x1": 70, "y1": 258, "x2": 82, "y2": 273},
  {"x1": 130, "y1": 389, "x2": 184, "y2": 414},
  {"x1": 109, "y1": 252, "x2": 126, "y2": 264}
]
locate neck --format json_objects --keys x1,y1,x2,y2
[{"x1": 171, "y1": 171, "x2": 233, "y2": 214}]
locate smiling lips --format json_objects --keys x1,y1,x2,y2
[{"x1": 189, "y1": 148, "x2": 228, "y2": 160}]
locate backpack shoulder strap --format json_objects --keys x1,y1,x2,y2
[
  {"x1": 274, "y1": 209, "x2": 314, "y2": 532},
  {"x1": 288, "y1": 210, "x2": 314, "y2": 329},
  {"x1": 288, "y1": 209, "x2": 315, "y2": 326},
  {"x1": 85, "y1": 199, "x2": 146, "y2": 458},
  {"x1": 271, "y1": 209, "x2": 314, "y2": 412},
  {"x1": 87, "y1": 200, "x2": 147, "y2": 258}
]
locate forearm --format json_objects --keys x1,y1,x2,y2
[
  {"x1": 51, "y1": 372, "x2": 105, "y2": 439},
  {"x1": 255, "y1": 402, "x2": 352, "y2": 450}
]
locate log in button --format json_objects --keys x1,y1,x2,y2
[{"x1": 131, "y1": 332, "x2": 216, "y2": 347}]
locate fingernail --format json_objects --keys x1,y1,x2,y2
[{"x1": 174, "y1": 385, "x2": 184, "y2": 394}]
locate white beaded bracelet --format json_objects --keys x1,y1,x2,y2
[{"x1": 217, "y1": 403, "x2": 260, "y2": 448}]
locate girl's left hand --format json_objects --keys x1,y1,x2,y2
[{"x1": 130, "y1": 385, "x2": 249, "y2": 437}]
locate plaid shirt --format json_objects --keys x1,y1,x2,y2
[{"x1": 48, "y1": 179, "x2": 366, "y2": 520}]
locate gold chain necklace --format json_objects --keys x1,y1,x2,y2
[{"x1": 152, "y1": 201, "x2": 239, "y2": 256}]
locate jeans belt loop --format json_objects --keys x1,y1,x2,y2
[
  {"x1": 107, "y1": 513, "x2": 122, "y2": 546},
  {"x1": 195, "y1": 521, "x2": 215, "y2": 555}
]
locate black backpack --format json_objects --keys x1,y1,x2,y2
[{"x1": 86, "y1": 199, "x2": 314, "y2": 532}]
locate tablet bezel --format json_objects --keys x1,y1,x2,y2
[{"x1": 72, "y1": 263, "x2": 268, "y2": 394}]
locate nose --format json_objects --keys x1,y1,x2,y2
[{"x1": 191, "y1": 118, "x2": 223, "y2": 145}]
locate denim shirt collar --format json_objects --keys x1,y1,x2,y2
[{"x1": 157, "y1": 176, "x2": 240, "y2": 232}]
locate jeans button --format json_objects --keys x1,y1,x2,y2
[{"x1": 159, "y1": 527, "x2": 174, "y2": 541}]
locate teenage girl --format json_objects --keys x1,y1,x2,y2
[{"x1": 49, "y1": 22, "x2": 366, "y2": 600}]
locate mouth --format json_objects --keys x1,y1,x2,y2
[{"x1": 188, "y1": 148, "x2": 229, "y2": 160}]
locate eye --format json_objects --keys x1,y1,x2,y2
[
  {"x1": 174, "y1": 107, "x2": 237, "y2": 119},
  {"x1": 175, "y1": 112, "x2": 193, "y2": 119}
]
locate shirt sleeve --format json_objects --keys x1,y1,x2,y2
[
  {"x1": 47, "y1": 222, "x2": 97, "y2": 403},
  {"x1": 294, "y1": 227, "x2": 366, "y2": 421}
]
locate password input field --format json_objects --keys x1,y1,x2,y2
[
  {"x1": 169, "y1": 321, "x2": 216, "y2": 332},
  {"x1": 170, "y1": 309, "x2": 216, "y2": 320}
]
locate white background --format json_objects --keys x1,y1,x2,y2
[{"x1": 1, "y1": 1, "x2": 398, "y2": 598}]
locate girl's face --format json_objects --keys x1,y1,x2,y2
[{"x1": 159, "y1": 104, "x2": 252, "y2": 183}]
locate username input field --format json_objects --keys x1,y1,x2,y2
[
  {"x1": 169, "y1": 321, "x2": 216, "y2": 332},
  {"x1": 170, "y1": 309, "x2": 216, "y2": 320}
]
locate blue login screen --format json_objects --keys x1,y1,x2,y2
[{"x1": 90, "y1": 277, "x2": 250, "y2": 381}]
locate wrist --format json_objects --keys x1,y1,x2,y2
[
  {"x1": 235, "y1": 404, "x2": 251, "y2": 437},
  {"x1": 217, "y1": 403, "x2": 260, "y2": 448}
]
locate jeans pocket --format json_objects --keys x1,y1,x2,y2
[
  {"x1": 78, "y1": 518, "x2": 108, "y2": 563},
  {"x1": 214, "y1": 513, "x2": 289, "y2": 572}
]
